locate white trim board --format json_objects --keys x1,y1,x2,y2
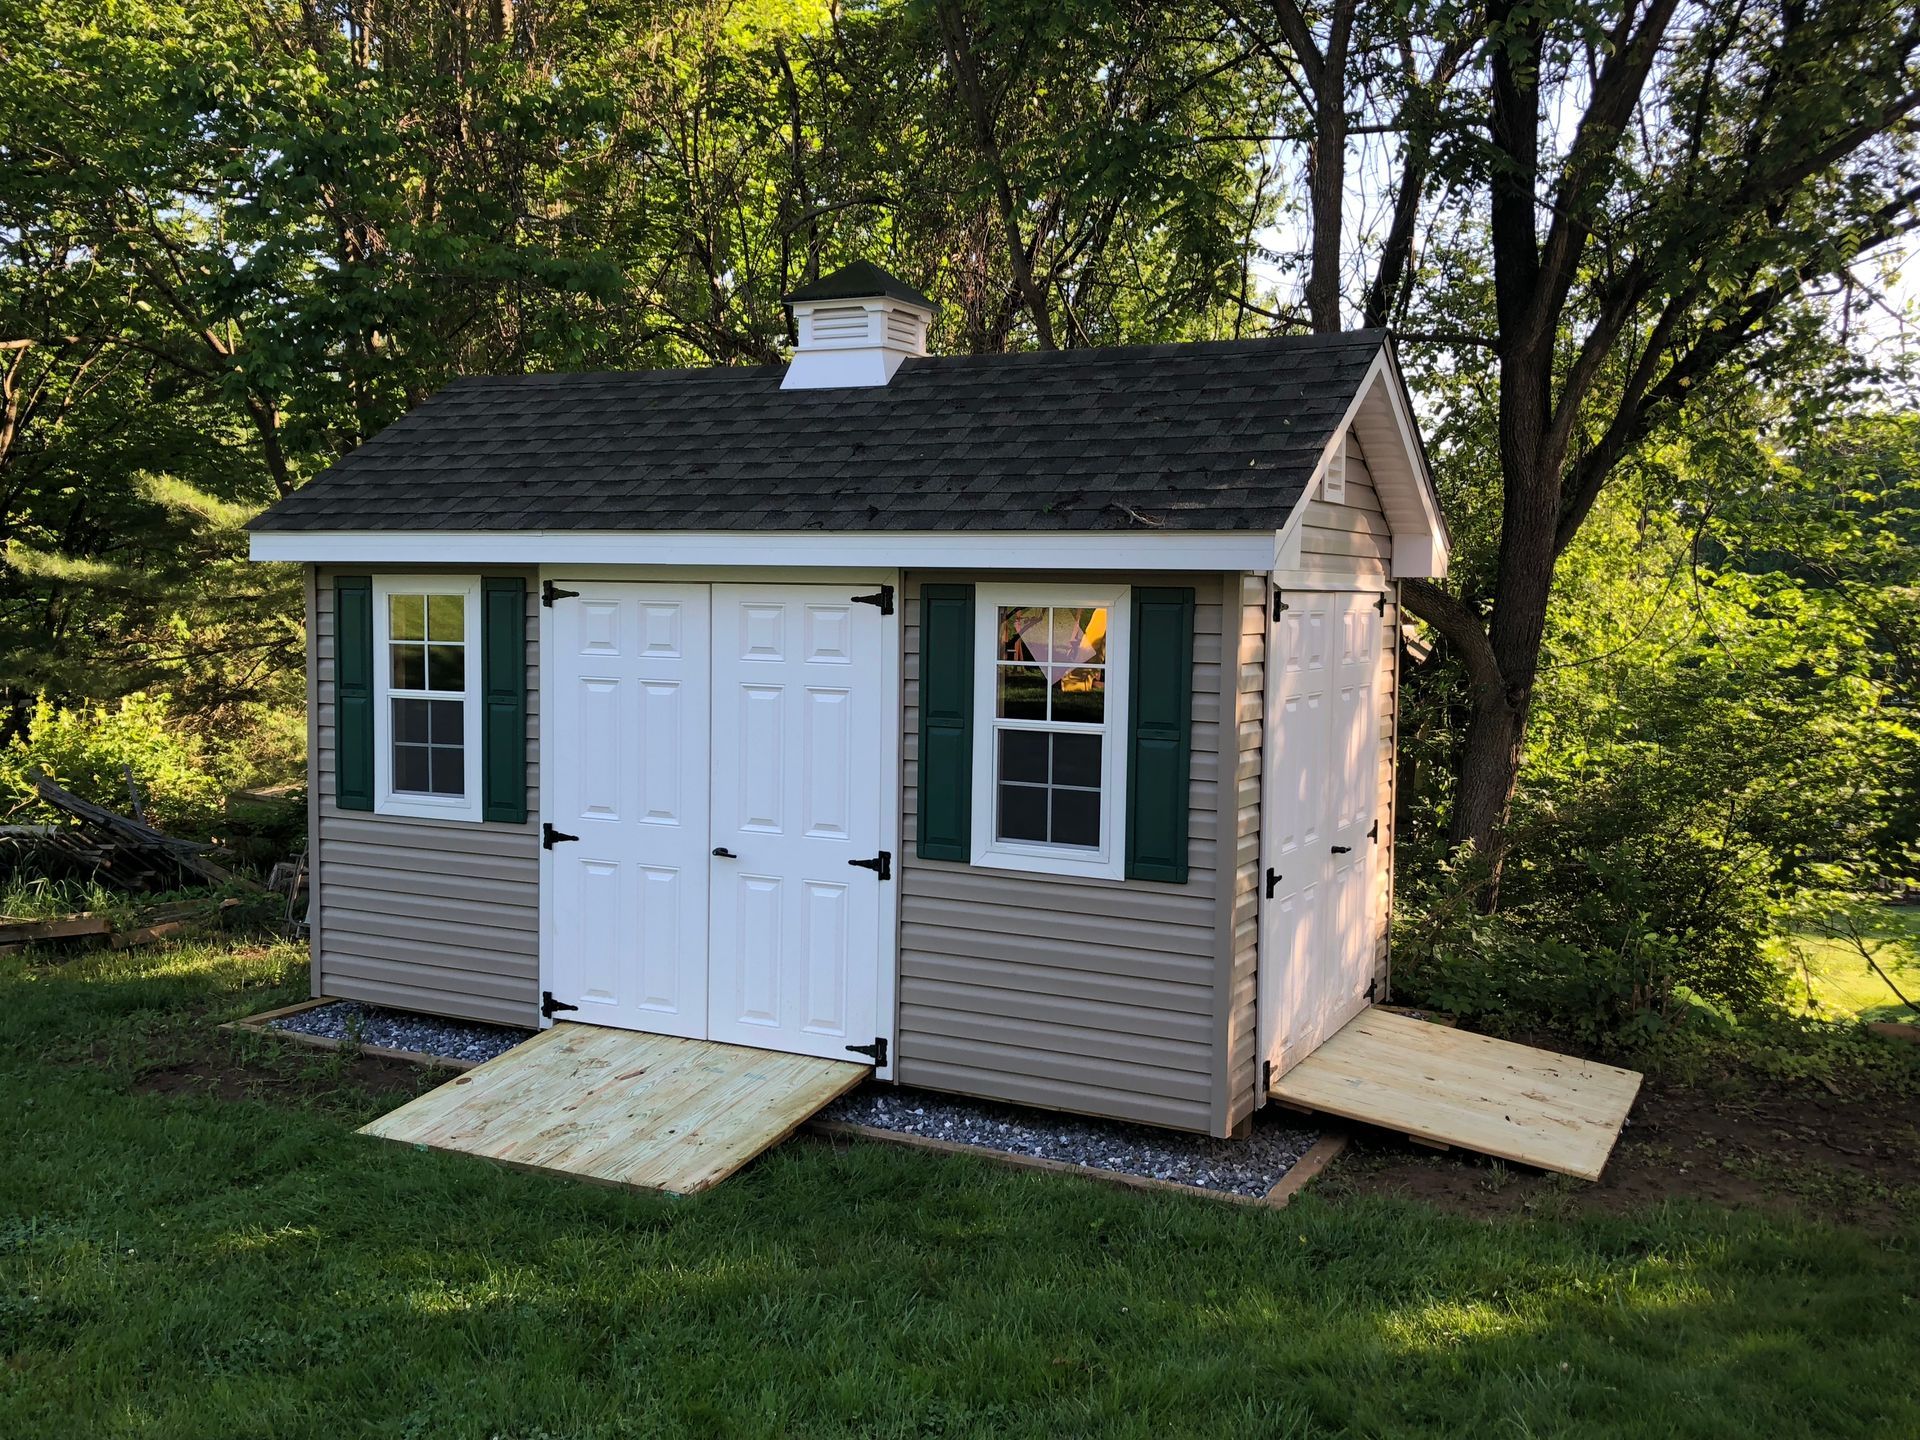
[
  {"x1": 252, "y1": 529, "x2": 1278, "y2": 571},
  {"x1": 1274, "y1": 348, "x2": 1450, "y2": 581}
]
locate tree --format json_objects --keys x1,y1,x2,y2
[{"x1": 1237, "y1": 0, "x2": 1920, "y2": 892}]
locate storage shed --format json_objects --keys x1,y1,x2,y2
[{"x1": 250, "y1": 263, "x2": 1636, "y2": 1187}]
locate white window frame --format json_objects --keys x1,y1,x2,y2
[
  {"x1": 969, "y1": 582, "x2": 1131, "y2": 880},
  {"x1": 372, "y1": 574, "x2": 483, "y2": 822}
]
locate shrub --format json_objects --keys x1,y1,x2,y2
[
  {"x1": 0, "y1": 694, "x2": 226, "y2": 840},
  {"x1": 1394, "y1": 777, "x2": 1783, "y2": 1050}
]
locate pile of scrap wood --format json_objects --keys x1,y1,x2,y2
[
  {"x1": 0, "y1": 896, "x2": 240, "y2": 959},
  {"x1": 20, "y1": 774, "x2": 262, "y2": 893}
]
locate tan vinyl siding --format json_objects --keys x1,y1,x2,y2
[
  {"x1": 899, "y1": 572, "x2": 1229, "y2": 1135},
  {"x1": 1221, "y1": 573, "x2": 1266, "y2": 1130},
  {"x1": 1297, "y1": 441, "x2": 1394, "y2": 587},
  {"x1": 311, "y1": 567, "x2": 541, "y2": 1027}
]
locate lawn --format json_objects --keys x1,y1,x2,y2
[
  {"x1": 1776, "y1": 900, "x2": 1920, "y2": 1023},
  {"x1": 2, "y1": 936, "x2": 1918, "y2": 1439}
]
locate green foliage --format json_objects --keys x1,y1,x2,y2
[
  {"x1": 1640, "y1": 1009, "x2": 1920, "y2": 1098},
  {"x1": 0, "y1": 695, "x2": 227, "y2": 839},
  {"x1": 1397, "y1": 408, "x2": 1920, "y2": 1040}
]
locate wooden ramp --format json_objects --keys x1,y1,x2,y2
[
  {"x1": 1270, "y1": 1009, "x2": 1642, "y2": 1182},
  {"x1": 358, "y1": 1024, "x2": 867, "y2": 1196}
]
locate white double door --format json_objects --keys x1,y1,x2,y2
[
  {"x1": 545, "y1": 581, "x2": 886, "y2": 1063},
  {"x1": 1258, "y1": 590, "x2": 1382, "y2": 1079}
]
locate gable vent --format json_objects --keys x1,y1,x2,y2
[{"x1": 782, "y1": 261, "x2": 935, "y2": 390}]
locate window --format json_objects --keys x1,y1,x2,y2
[
  {"x1": 970, "y1": 584, "x2": 1129, "y2": 879},
  {"x1": 373, "y1": 576, "x2": 482, "y2": 820}
]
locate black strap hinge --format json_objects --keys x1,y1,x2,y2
[
  {"x1": 542, "y1": 990, "x2": 579, "y2": 1019},
  {"x1": 1262, "y1": 1058, "x2": 1273, "y2": 1093},
  {"x1": 1368, "y1": 819, "x2": 1379, "y2": 843},
  {"x1": 847, "y1": 1037, "x2": 888, "y2": 1066},
  {"x1": 542, "y1": 580, "x2": 580, "y2": 607},
  {"x1": 1265, "y1": 866, "x2": 1282, "y2": 899},
  {"x1": 1374, "y1": 592, "x2": 1388, "y2": 615},
  {"x1": 1364, "y1": 977, "x2": 1378, "y2": 1002},
  {"x1": 542, "y1": 822, "x2": 579, "y2": 849},
  {"x1": 1272, "y1": 589, "x2": 1288, "y2": 621},
  {"x1": 851, "y1": 584, "x2": 894, "y2": 615},
  {"x1": 849, "y1": 849, "x2": 892, "y2": 881}
]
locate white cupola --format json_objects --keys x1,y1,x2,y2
[{"x1": 781, "y1": 260, "x2": 935, "y2": 390}]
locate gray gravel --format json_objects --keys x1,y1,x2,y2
[
  {"x1": 269, "y1": 1000, "x2": 533, "y2": 1066},
  {"x1": 822, "y1": 1085, "x2": 1321, "y2": 1197},
  {"x1": 266, "y1": 1006, "x2": 1321, "y2": 1195}
]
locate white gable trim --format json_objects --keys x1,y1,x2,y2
[
  {"x1": 1275, "y1": 347, "x2": 1449, "y2": 580},
  {"x1": 249, "y1": 529, "x2": 1279, "y2": 571}
]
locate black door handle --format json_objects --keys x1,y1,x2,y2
[
  {"x1": 712, "y1": 847, "x2": 737, "y2": 858},
  {"x1": 1331, "y1": 845, "x2": 1352, "y2": 854}
]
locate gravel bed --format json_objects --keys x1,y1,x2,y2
[
  {"x1": 268, "y1": 1000, "x2": 534, "y2": 1066},
  {"x1": 821, "y1": 1085, "x2": 1322, "y2": 1198}
]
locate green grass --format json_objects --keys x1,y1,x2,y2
[
  {"x1": 3, "y1": 938, "x2": 1918, "y2": 1439},
  {"x1": 1776, "y1": 901, "x2": 1920, "y2": 1023}
]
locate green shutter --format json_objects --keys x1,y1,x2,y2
[
  {"x1": 333, "y1": 575, "x2": 375, "y2": 812},
  {"x1": 1126, "y1": 586, "x2": 1195, "y2": 883},
  {"x1": 917, "y1": 583, "x2": 975, "y2": 861},
  {"x1": 481, "y1": 576, "x2": 528, "y2": 824}
]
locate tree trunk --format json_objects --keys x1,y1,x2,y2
[{"x1": 1449, "y1": 685, "x2": 1525, "y2": 855}]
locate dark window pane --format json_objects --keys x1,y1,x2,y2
[
  {"x1": 390, "y1": 643, "x2": 425, "y2": 690},
  {"x1": 998, "y1": 729, "x2": 1049, "y2": 784},
  {"x1": 427, "y1": 593, "x2": 464, "y2": 642},
  {"x1": 392, "y1": 743, "x2": 430, "y2": 793},
  {"x1": 429, "y1": 745, "x2": 465, "y2": 796},
  {"x1": 997, "y1": 783, "x2": 1047, "y2": 842},
  {"x1": 1051, "y1": 666, "x2": 1105, "y2": 723},
  {"x1": 428, "y1": 698, "x2": 464, "y2": 744},
  {"x1": 391, "y1": 697, "x2": 429, "y2": 744},
  {"x1": 997, "y1": 606, "x2": 1044, "y2": 662},
  {"x1": 388, "y1": 594, "x2": 425, "y2": 641},
  {"x1": 427, "y1": 643, "x2": 465, "y2": 692},
  {"x1": 1051, "y1": 788, "x2": 1101, "y2": 848},
  {"x1": 1052, "y1": 733, "x2": 1102, "y2": 788},
  {"x1": 996, "y1": 664, "x2": 1047, "y2": 720}
]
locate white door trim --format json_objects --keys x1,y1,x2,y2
[{"x1": 537, "y1": 570, "x2": 899, "y2": 1078}]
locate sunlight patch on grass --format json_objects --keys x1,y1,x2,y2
[
  {"x1": 209, "y1": 1224, "x2": 324, "y2": 1256},
  {"x1": 1775, "y1": 902, "x2": 1920, "y2": 1023}
]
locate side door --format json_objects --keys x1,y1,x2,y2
[
  {"x1": 545, "y1": 582, "x2": 712, "y2": 1036},
  {"x1": 705, "y1": 584, "x2": 887, "y2": 1063},
  {"x1": 1258, "y1": 591, "x2": 1335, "y2": 1079},
  {"x1": 1321, "y1": 592, "x2": 1381, "y2": 1039}
]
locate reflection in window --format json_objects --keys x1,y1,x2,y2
[{"x1": 992, "y1": 604, "x2": 1109, "y2": 849}]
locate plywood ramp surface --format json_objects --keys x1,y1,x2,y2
[
  {"x1": 358, "y1": 1024, "x2": 867, "y2": 1196},
  {"x1": 1270, "y1": 1009, "x2": 1642, "y2": 1182}
]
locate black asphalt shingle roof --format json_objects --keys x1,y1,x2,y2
[{"x1": 249, "y1": 331, "x2": 1386, "y2": 534}]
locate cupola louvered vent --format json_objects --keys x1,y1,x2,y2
[{"x1": 782, "y1": 262, "x2": 935, "y2": 390}]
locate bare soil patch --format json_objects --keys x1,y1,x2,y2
[
  {"x1": 128, "y1": 1033, "x2": 455, "y2": 1110},
  {"x1": 1319, "y1": 1076, "x2": 1920, "y2": 1230}
]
